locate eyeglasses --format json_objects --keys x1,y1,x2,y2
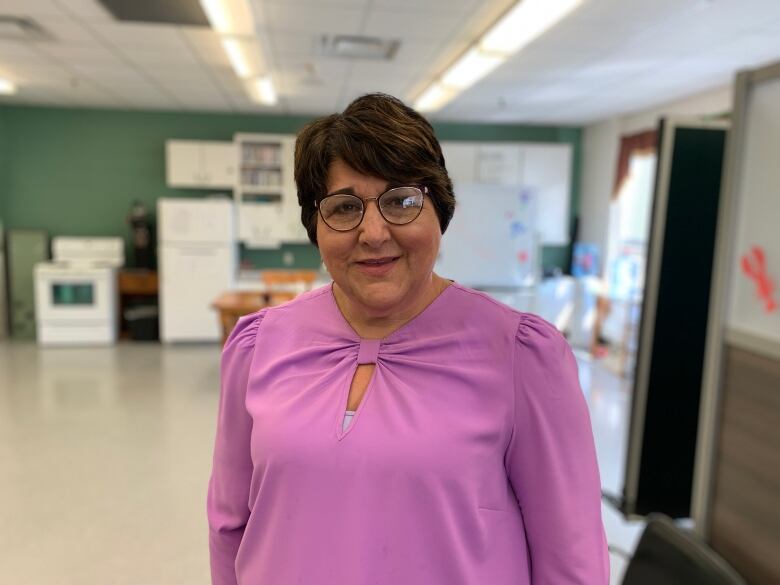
[{"x1": 316, "y1": 186, "x2": 427, "y2": 232}]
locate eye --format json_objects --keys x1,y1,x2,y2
[
  {"x1": 385, "y1": 194, "x2": 407, "y2": 208},
  {"x1": 333, "y1": 201, "x2": 360, "y2": 214}
]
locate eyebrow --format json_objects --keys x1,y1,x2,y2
[
  {"x1": 325, "y1": 186, "x2": 358, "y2": 197},
  {"x1": 324, "y1": 181, "x2": 403, "y2": 198}
]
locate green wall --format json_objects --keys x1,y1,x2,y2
[
  {"x1": 0, "y1": 104, "x2": 580, "y2": 272},
  {"x1": 0, "y1": 109, "x2": 8, "y2": 225}
]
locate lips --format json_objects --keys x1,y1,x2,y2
[
  {"x1": 357, "y1": 257, "x2": 398, "y2": 265},
  {"x1": 355, "y1": 256, "x2": 400, "y2": 275}
]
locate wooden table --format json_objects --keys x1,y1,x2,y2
[
  {"x1": 212, "y1": 271, "x2": 320, "y2": 344},
  {"x1": 211, "y1": 291, "x2": 269, "y2": 345},
  {"x1": 211, "y1": 288, "x2": 305, "y2": 345}
]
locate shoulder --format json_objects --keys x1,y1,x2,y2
[
  {"x1": 222, "y1": 283, "x2": 334, "y2": 356},
  {"x1": 444, "y1": 283, "x2": 525, "y2": 335},
  {"x1": 514, "y1": 311, "x2": 569, "y2": 355},
  {"x1": 222, "y1": 308, "x2": 269, "y2": 356},
  {"x1": 259, "y1": 283, "x2": 332, "y2": 322},
  {"x1": 445, "y1": 284, "x2": 571, "y2": 358},
  {"x1": 512, "y1": 312, "x2": 580, "y2": 402},
  {"x1": 231, "y1": 285, "x2": 331, "y2": 335}
]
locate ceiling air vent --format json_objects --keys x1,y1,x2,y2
[
  {"x1": 0, "y1": 16, "x2": 51, "y2": 41},
  {"x1": 318, "y1": 35, "x2": 400, "y2": 60},
  {"x1": 97, "y1": 0, "x2": 210, "y2": 26}
]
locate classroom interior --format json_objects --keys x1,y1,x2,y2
[{"x1": 1, "y1": 0, "x2": 779, "y2": 584}]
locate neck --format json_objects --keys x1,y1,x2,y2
[{"x1": 333, "y1": 274, "x2": 450, "y2": 339}]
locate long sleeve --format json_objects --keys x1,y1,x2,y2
[
  {"x1": 207, "y1": 311, "x2": 265, "y2": 585},
  {"x1": 505, "y1": 314, "x2": 609, "y2": 585}
]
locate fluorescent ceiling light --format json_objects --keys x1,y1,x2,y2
[
  {"x1": 249, "y1": 77, "x2": 277, "y2": 106},
  {"x1": 440, "y1": 47, "x2": 504, "y2": 89},
  {"x1": 413, "y1": 0, "x2": 583, "y2": 113},
  {"x1": 222, "y1": 38, "x2": 253, "y2": 78},
  {"x1": 0, "y1": 78, "x2": 17, "y2": 95},
  {"x1": 199, "y1": 0, "x2": 256, "y2": 36},
  {"x1": 414, "y1": 83, "x2": 457, "y2": 112},
  {"x1": 202, "y1": 0, "x2": 277, "y2": 107},
  {"x1": 481, "y1": 0, "x2": 582, "y2": 55}
]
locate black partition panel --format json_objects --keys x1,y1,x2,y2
[{"x1": 622, "y1": 119, "x2": 728, "y2": 518}]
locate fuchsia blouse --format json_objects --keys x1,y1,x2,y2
[{"x1": 207, "y1": 282, "x2": 609, "y2": 585}]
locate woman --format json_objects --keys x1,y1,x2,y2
[{"x1": 207, "y1": 94, "x2": 608, "y2": 585}]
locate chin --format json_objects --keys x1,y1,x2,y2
[{"x1": 356, "y1": 284, "x2": 406, "y2": 313}]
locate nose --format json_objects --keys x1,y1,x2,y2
[{"x1": 358, "y1": 198, "x2": 391, "y2": 247}]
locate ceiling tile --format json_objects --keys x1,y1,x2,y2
[
  {"x1": 179, "y1": 29, "x2": 231, "y2": 68},
  {"x1": 286, "y1": 100, "x2": 339, "y2": 115},
  {"x1": 391, "y1": 39, "x2": 441, "y2": 69},
  {"x1": 348, "y1": 61, "x2": 417, "y2": 83},
  {"x1": 90, "y1": 22, "x2": 194, "y2": 49},
  {"x1": 265, "y1": 3, "x2": 364, "y2": 35},
  {"x1": 0, "y1": 0, "x2": 64, "y2": 18},
  {"x1": 343, "y1": 76, "x2": 412, "y2": 100},
  {"x1": 68, "y1": 63, "x2": 149, "y2": 84},
  {"x1": 6, "y1": 63, "x2": 71, "y2": 83},
  {"x1": 143, "y1": 65, "x2": 216, "y2": 84},
  {"x1": 363, "y1": 9, "x2": 465, "y2": 40},
  {"x1": 274, "y1": 55, "x2": 350, "y2": 89},
  {"x1": 259, "y1": 0, "x2": 368, "y2": 8},
  {"x1": 122, "y1": 46, "x2": 200, "y2": 67},
  {"x1": 1, "y1": 85, "x2": 67, "y2": 105},
  {"x1": 0, "y1": 39, "x2": 48, "y2": 60},
  {"x1": 269, "y1": 32, "x2": 317, "y2": 58},
  {"x1": 36, "y1": 41, "x2": 126, "y2": 66},
  {"x1": 374, "y1": 0, "x2": 477, "y2": 11},
  {"x1": 534, "y1": 18, "x2": 634, "y2": 55},
  {"x1": 32, "y1": 15, "x2": 100, "y2": 43},
  {"x1": 1, "y1": 0, "x2": 779, "y2": 123},
  {"x1": 53, "y1": 0, "x2": 113, "y2": 22},
  {"x1": 210, "y1": 70, "x2": 248, "y2": 93},
  {"x1": 164, "y1": 82, "x2": 224, "y2": 100},
  {"x1": 43, "y1": 78, "x2": 128, "y2": 104},
  {"x1": 176, "y1": 92, "x2": 231, "y2": 107}
]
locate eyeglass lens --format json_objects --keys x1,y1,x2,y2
[{"x1": 319, "y1": 187, "x2": 424, "y2": 231}]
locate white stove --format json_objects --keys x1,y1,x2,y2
[{"x1": 34, "y1": 237, "x2": 124, "y2": 346}]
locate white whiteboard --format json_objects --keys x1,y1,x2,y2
[
  {"x1": 441, "y1": 141, "x2": 572, "y2": 245},
  {"x1": 435, "y1": 183, "x2": 538, "y2": 287},
  {"x1": 726, "y1": 74, "x2": 780, "y2": 343}
]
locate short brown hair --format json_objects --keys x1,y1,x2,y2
[{"x1": 294, "y1": 93, "x2": 455, "y2": 246}]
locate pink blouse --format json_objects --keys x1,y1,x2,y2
[{"x1": 207, "y1": 283, "x2": 608, "y2": 585}]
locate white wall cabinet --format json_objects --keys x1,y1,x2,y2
[
  {"x1": 234, "y1": 133, "x2": 309, "y2": 248},
  {"x1": 166, "y1": 135, "x2": 311, "y2": 246},
  {"x1": 166, "y1": 140, "x2": 236, "y2": 189}
]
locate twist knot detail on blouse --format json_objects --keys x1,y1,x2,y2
[{"x1": 207, "y1": 283, "x2": 609, "y2": 585}]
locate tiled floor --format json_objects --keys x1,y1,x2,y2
[
  {"x1": 0, "y1": 341, "x2": 644, "y2": 584},
  {"x1": 575, "y1": 350, "x2": 647, "y2": 584}
]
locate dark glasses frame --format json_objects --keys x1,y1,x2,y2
[{"x1": 315, "y1": 185, "x2": 428, "y2": 232}]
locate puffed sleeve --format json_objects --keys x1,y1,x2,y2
[
  {"x1": 207, "y1": 311, "x2": 265, "y2": 585},
  {"x1": 505, "y1": 314, "x2": 609, "y2": 585}
]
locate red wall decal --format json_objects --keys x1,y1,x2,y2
[{"x1": 741, "y1": 246, "x2": 778, "y2": 313}]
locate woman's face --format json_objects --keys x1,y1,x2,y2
[{"x1": 317, "y1": 159, "x2": 442, "y2": 319}]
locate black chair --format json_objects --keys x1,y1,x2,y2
[{"x1": 617, "y1": 514, "x2": 746, "y2": 585}]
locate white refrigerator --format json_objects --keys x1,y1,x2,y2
[{"x1": 158, "y1": 198, "x2": 236, "y2": 343}]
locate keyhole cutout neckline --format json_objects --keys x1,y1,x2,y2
[
  {"x1": 327, "y1": 278, "x2": 456, "y2": 343},
  {"x1": 330, "y1": 278, "x2": 455, "y2": 436}
]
